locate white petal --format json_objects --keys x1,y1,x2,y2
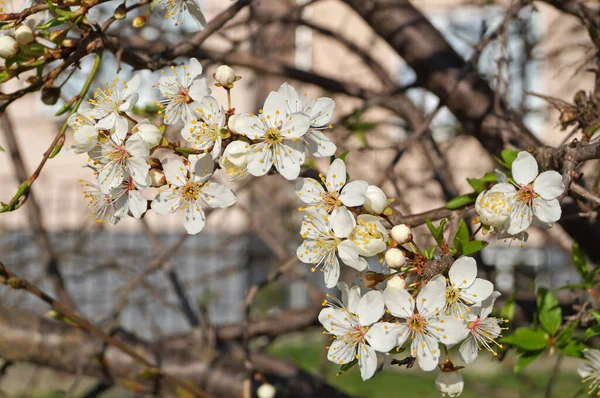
[
  {"x1": 584, "y1": 348, "x2": 600, "y2": 365},
  {"x1": 188, "y1": 58, "x2": 204, "y2": 80},
  {"x1": 318, "y1": 307, "x2": 354, "y2": 336},
  {"x1": 296, "y1": 240, "x2": 324, "y2": 264},
  {"x1": 337, "y1": 282, "x2": 361, "y2": 314},
  {"x1": 277, "y1": 82, "x2": 302, "y2": 113},
  {"x1": 280, "y1": 112, "x2": 311, "y2": 139},
  {"x1": 383, "y1": 286, "x2": 415, "y2": 319},
  {"x1": 123, "y1": 74, "x2": 141, "y2": 98},
  {"x1": 507, "y1": 203, "x2": 533, "y2": 234},
  {"x1": 188, "y1": 78, "x2": 211, "y2": 103},
  {"x1": 151, "y1": 188, "x2": 181, "y2": 215},
  {"x1": 234, "y1": 115, "x2": 265, "y2": 139},
  {"x1": 461, "y1": 278, "x2": 494, "y2": 305},
  {"x1": 476, "y1": 291, "x2": 501, "y2": 319},
  {"x1": 182, "y1": 201, "x2": 206, "y2": 234},
  {"x1": 337, "y1": 240, "x2": 368, "y2": 271},
  {"x1": 128, "y1": 190, "x2": 147, "y2": 219},
  {"x1": 98, "y1": 162, "x2": 124, "y2": 194},
  {"x1": 578, "y1": 363, "x2": 597, "y2": 379},
  {"x1": 356, "y1": 290, "x2": 385, "y2": 326},
  {"x1": 326, "y1": 158, "x2": 347, "y2": 193},
  {"x1": 448, "y1": 257, "x2": 477, "y2": 288},
  {"x1": 358, "y1": 344, "x2": 378, "y2": 381},
  {"x1": 126, "y1": 157, "x2": 150, "y2": 189},
  {"x1": 294, "y1": 178, "x2": 325, "y2": 205},
  {"x1": 200, "y1": 183, "x2": 236, "y2": 208},
  {"x1": 417, "y1": 275, "x2": 446, "y2": 317},
  {"x1": 533, "y1": 171, "x2": 564, "y2": 200},
  {"x1": 330, "y1": 207, "x2": 355, "y2": 238},
  {"x1": 512, "y1": 151, "x2": 538, "y2": 185},
  {"x1": 262, "y1": 91, "x2": 287, "y2": 121},
  {"x1": 340, "y1": 180, "x2": 368, "y2": 207},
  {"x1": 162, "y1": 158, "x2": 188, "y2": 187},
  {"x1": 273, "y1": 142, "x2": 302, "y2": 180},
  {"x1": 490, "y1": 183, "x2": 516, "y2": 194},
  {"x1": 95, "y1": 113, "x2": 116, "y2": 131},
  {"x1": 119, "y1": 93, "x2": 138, "y2": 112},
  {"x1": 459, "y1": 336, "x2": 478, "y2": 364},
  {"x1": 187, "y1": 0, "x2": 207, "y2": 28},
  {"x1": 366, "y1": 322, "x2": 402, "y2": 353},
  {"x1": 533, "y1": 198, "x2": 561, "y2": 224},
  {"x1": 412, "y1": 333, "x2": 440, "y2": 371},
  {"x1": 323, "y1": 257, "x2": 341, "y2": 288},
  {"x1": 327, "y1": 338, "x2": 356, "y2": 365},
  {"x1": 305, "y1": 131, "x2": 337, "y2": 157},
  {"x1": 427, "y1": 316, "x2": 468, "y2": 346},
  {"x1": 190, "y1": 153, "x2": 214, "y2": 183},
  {"x1": 71, "y1": 125, "x2": 98, "y2": 153},
  {"x1": 126, "y1": 134, "x2": 149, "y2": 158},
  {"x1": 305, "y1": 97, "x2": 335, "y2": 127},
  {"x1": 247, "y1": 146, "x2": 274, "y2": 177}
]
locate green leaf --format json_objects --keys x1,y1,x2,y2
[
  {"x1": 423, "y1": 247, "x2": 436, "y2": 260},
  {"x1": 591, "y1": 311, "x2": 600, "y2": 324},
  {"x1": 501, "y1": 328, "x2": 548, "y2": 351},
  {"x1": 514, "y1": 349, "x2": 544, "y2": 373},
  {"x1": 453, "y1": 219, "x2": 470, "y2": 249},
  {"x1": 0, "y1": 144, "x2": 4, "y2": 152},
  {"x1": 556, "y1": 283, "x2": 586, "y2": 291},
  {"x1": 467, "y1": 178, "x2": 486, "y2": 193},
  {"x1": 573, "y1": 241, "x2": 589, "y2": 280},
  {"x1": 557, "y1": 320, "x2": 578, "y2": 346},
  {"x1": 336, "y1": 359, "x2": 358, "y2": 376},
  {"x1": 445, "y1": 193, "x2": 477, "y2": 209},
  {"x1": 338, "y1": 151, "x2": 349, "y2": 162},
  {"x1": 425, "y1": 217, "x2": 447, "y2": 247},
  {"x1": 501, "y1": 149, "x2": 519, "y2": 169},
  {"x1": 537, "y1": 288, "x2": 562, "y2": 335},
  {"x1": 585, "y1": 324, "x2": 600, "y2": 340},
  {"x1": 461, "y1": 240, "x2": 488, "y2": 255},
  {"x1": 500, "y1": 294, "x2": 517, "y2": 322},
  {"x1": 558, "y1": 339, "x2": 586, "y2": 358}
]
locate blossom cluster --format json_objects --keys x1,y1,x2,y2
[{"x1": 66, "y1": 58, "x2": 337, "y2": 234}]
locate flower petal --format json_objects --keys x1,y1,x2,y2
[
  {"x1": 280, "y1": 112, "x2": 311, "y2": 139},
  {"x1": 151, "y1": 188, "x2": 180, "y2": 215},
  {"x1": 366, "y1": 322, "x2": 402, "y2": 353},
  {"x1": 326, "y1": 158, "x2": 347, "y2": 193},
  {"x1": 277, "y1": 82, "x2": 302, "y2": 113},
  {"x1": 190, "y1": 153, "x2": 214, "y2": 183},
  {"x1": 327, "y1": 338, "x2": 356, "y2": 365},
  {"x1": 318, "y1": 307, "x2": 354, "y2": 336},
  {"x1": 427, "y1": 316, "x2": 469, "y2": 346},
  {"x1": 356, "y1": 290, "x2": 385, "y2": 326},
  {"x1": 533, "y1": 198, "x2": 561, "y2": 224},
  {"x1": 416, "y1": 274, "x2": 446, "y2": 317},
  {"x1": 263, "y1": 91, "x2": 287, "y2": 121},
  {"x1": 188, "y1": 78, "x2": 211, "y2": 103},
  {"x1": 188, "y1": 57, "x2": 204, "y2": 80},
  {"x1": 162, "y1": 158, "x2": 187, "y2": 187},
  {"x1": 358, "y1": 344, "x2": 378, "y2": 381},
  {"x1": 200, "y1": 183, "x2": 236, "y2": 208},
  {"x1": 383, "y1": 286, "x2": 415, "y2": 319},
  {"x1": 448, "y1": 256, "x2": 477, "y2": 288},
  {"x1": 459, "y1": 336, "x2": 479, "y2": 364},
  {"x1": 337, "y1": 240, "x2": 368, "y2": 271},
  {"x1": 507, "y1": 203, "x2": 533, "y2": 234},
  {"x1": 123, "y1": 74, "x2": 141, "y2": 98},
  {"x1": 323, "y1": 257, "x2": 340, "y2": 288},
  {"x1": 294, "y1": 178, "x2": 325, "y2": 206},
  {"x1": 305, "y1": 97, "x2": 335, "y2": 127},
  {"x1": 340, "y1": 180, "x2": 368, "y2": 207},
  {"x1": 182, "y1": 201, "x2": 206, "y2": 234},
  {"x1": 533, "y1": 171, "x2": 563, "y2": 200},
  {"x1": 338, "y1": 282, "x2": 361, "y2": 314},
  {"x1": 128, "y1": 190, "x2": 147, "y2": 219},
  {"x1": 512, "y1": 151, "x2": 538, "y2": 185},
  {"x1": 461, "y1": 278, "x2": 494, "y2": 305},
  {"x1": 247, "y1": 145, "x2": 274, "y2": 177},
  {"x1": 274, "y1": 142, "x2": 302, "y2": 180},
  {"x1": 412, "y1": 333, "x2": 440, "y2": 371},
  {"x1": 330, "y1": 207, "x2": 356, "y2": 238},
  {"x1": 305, "y1": 131, "x2": 337, "y2": 157}
]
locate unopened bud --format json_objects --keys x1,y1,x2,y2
[
  {"x1": 0, "y1": 35, "x2": 19, "y2": 59},
  {"x1": 132, "y1": 15, "x2": 146, "y2": 28},
  {"x1": 391, "y1": 224, "x2": 412, "y2": 245},
  {"x1": 135, "y1": 122, "x2": 162, "y2": 149},
  {"x1": 436, "y1": 370, "x2": 464, "y2": 398},
  {"x1": 363, "y1": 185, "x2": 388, "y2": 214},
  {"x1": 15, "y1": 25, "x2": 35, "y2": 45},
  {"x1": 257, "y1": 383, "x2": 276, "y2": 398},
  {"x1": 214, "y1": 65, "x2": 236, "y2": 87},
  {"x1": 41, "y1": 86, "x2": 61, "y2": 105},
  {"x1": 149, "y1": 169, "x2": 166, "y2": 187},
  {"x1": 362, "y1": 271, "x2": 386, "y2": 289},
  {"x1": 61, "y1": 39, "x2": 75, "y2": 48},
  {"x1": 385, "y1": 248, "x2": 406, "y2": 268},
  {"x1": 114, "y1": 3, "x2": 127, "y2": 20},
  {"x1": 387, "y1": 274, "x2": 406, "y2": 289}
]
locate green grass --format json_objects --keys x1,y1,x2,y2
[{"x1": 268, "y1": 333, "x2": 586, "y2": 398}]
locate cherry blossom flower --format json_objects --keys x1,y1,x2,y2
[
  {"x1": 578, "y1": 349, "x2": 600, "y2": 396},
  {"x1": 349, "y1": 214, "x2": 389, "y2": 257},
  {"x1": 277, "y1": 82, "x2": 337, "y2": 157},
  {"x1": 296, "y1": 210, "x2": 367, "y2": 288},
  {"x1": 66, "y1": 110, "x2": 98, "y2": 154},
  {"x1": 155, "y1": 58, "x2": 211, "y2": 126},
  {"x1": 133, "y1": 120, "x2": 162, "y2": 149},
  {"x1": 90, "y1": 133, "x2": 150, "y2": 194},
  {"x1": 459, "y1": 291, "x2": 506, "y2": 364},
  {"x1": 475, "y1": 187, "x2": 512, "y2": 228},
  {"x1": 495, "y1": 152, "x2": 564, "y2": 234},
  {"x1": 110, "y1": 176, "x2": 149, "y2": 221},
  {"x1": 86, "y1": 75, "x2": 141, "y2": 133},
  {"x1": 435, "y1": 370, "x2": 464, "y2": 397},
  {"x1": 219, "y1": 140, "x2": 250, "y2": 181},
  {"x1": 319, "y1": 289, "x2": 399, "y2": 380},
  {"x1": 443, "y1": 257, "x2": 493, "y2": 319},
  {"x1": 151, "y1": 153, "x2": 236, "y2": 234},
  {"x1": 234, "y1": 91, "x2": 311, "y2": 180},
  {"x1": 295, "y1": 158, "x2": 368, "y2": 216},
  {"x1": 79, "y1": 179, "x2": 120, "y2": 225},
  {"x1": 158, "y1": 0, "x2": 207, "y2": 27},
  {"x1": 182, "y1": 96, "x2": 226, "y2": 157},
  {"x1": 383, "y1": 276, "x2": 468, "y2": 371}
]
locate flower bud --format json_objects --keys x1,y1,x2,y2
[
  {"x1": 132, "y1": 15, "x2": 146, "y2": 28},
  {"x1": 363, "y1": 185, "x2": 388, "y2": 214},
  {"x1": 257, "y1": 383, "x2": 276, "y2": 398},
  {"x1": 384, "y1": 248, "x2": 406, "y2": 268},
  {"x1": 114, "y1": 3, "x2": 127, "y2": 20},
  {"x1": 41, "y1": 86, "x2": 61, "y2": 105},
  {"x1": 223, "y1": 140, "x2": 250, "y2": 167},
  {"x1": 475, "y1": 189, "x2": 511, "y2": 228},
  {"x1": 0, "y1": 35, "x2": 19, "y2": 59},
  {"x1": 362, "y1": 271, "x2": 386, "y2": 289},
  {"x1": 391, "y1": 224, "x2": 412, "y2": 244},
  {"x1": 387, "y1": 274, "x2": 406, "y2": 289},
  {"x1": 15, "y1": 25, "x2": 35, "y2": 45},
  {"x1": 135, "y1": 122, "x2": 162, "y2": 149},
  {"x1": 435, "y1": 371, "x2": 464, "y2": 397},
  {"x1": 149, "y1": 169, "x2": 166, "y2": 187},
  {"x1": 214, "y1": 65, "x2": 236, "y2": 87}
]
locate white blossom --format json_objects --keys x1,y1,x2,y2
[
  {"x1": 436, "y1": 371, "x2": 464, "y2": 397},
  {"x1": 384, "y1": 248, "x2": 406, "y2": 268},
  {"x1": 110, "y1": 176, "x2": 149, "y2": 221},
  {"x1": 363, "y1": 185, "x2": 388, "y2": 214},
  {"x1": 66, "y1": 111, "x2": 99, "y2": 154},
  {"x1": 79, "y1": 179, "x2": 121, "y2": 225},
  {"x1": 133, "y1": 120, "x2": 163, "y2": 149},
  {"x1": 390, "y1": 224, "x2": 413, "y2": 244},
  {"x1": 459, "y1": 291, "x2": 506, "y2": 364},
  {"x1": 151, "y1": 154, "x2": 236, "y2": 234},
  {"x1": 182, "y1": 96, "x2": 226, "y2": 157},
  {"x1": 158, "y1": 0, "x2": 207, "y2": 28},
  {"x1": 444, "y1": 257, "x2": 493, "y2": 319},
  {"x1": 296, "y1": 210, "x2": 367, "y2": 288},
  {"x1": 86, "y1": 75, "x2": 141, "y2": 133},
  {"x1": 295, "y1": 158, "x2": 368, "y2": 215},
  {"x1": 579, "y1": 349, "x2": 600, "y2": 396},
  {"x1": 349, "y1": 214, "x2": 388, "y2": 257},
  {"x1": 319, "y1": 289, "x2": 399, "y2": 380},
  {"x1": 383, "y1": 276, "x2": 468, "y2": 371},
  {"x1": 277, "y1": 82, "x2": 337, "y2": 157},
  {"x1": 215, "y1": 65, "x2": 236, "y2": 87},
  {"x1": 219, "y1": 140, "x2": 251, "y2": 181},
  {"x1": 155, "y1": 58, "x2": 211, "y2": 126},
  {"x1": 234, "y1": 91, "x2": 311, "y2": 180},
  {"x1": 475, "y1": 187, "x2": 512, "y2": 228}
]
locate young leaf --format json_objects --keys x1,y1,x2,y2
[
  {"x1": 558, "y1": 339, "x2": 586, "y2": 358},
  {"x1": 514, "y1": 349, "x2": 544, "y2": 373},
  {"x1": 573, "y1": 241, "x2": 589, "y2": 280},
  {"x1": 337, "y1": 359, "x2": 358, "y2": 376},
  {"x1": 467, "y1": 178, "x2": 486, "y2": 193},
  {"x1": 453, "y1": 219, "x2": 470, "y2": 249},
  {"x1": 461, "y1": 240, "x2": 488, "y2": 255},
  {"x1": 446, "y1": 193, "x2": 477, "y2": 209},
  {"x1": 501, "y1": 149, "x2": 519, "y2": 169},
  {"x1": 501, "y1": 327, "x2": 548, "y2": 351},
  {"x1": 537, "y1": 288, "x2": 562, "y2": 336},
  {"x1": 425, "y1": 217, "x2": 447, "y2": 247},
  {"x1": 586, "y1": 325, "x2": 600, "y2": 340}
]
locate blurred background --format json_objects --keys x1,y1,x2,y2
[{"x1": 0, "y1": 0, "x2": 598, "y2": 396}]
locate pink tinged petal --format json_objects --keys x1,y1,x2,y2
[
  {"x1": 235, "y1": 115, "x2": 266, "y2": 139},
  {"x1": 461, "y1": 278, "x2": 493, "y2": 305},
  {"x1": 305, "y1": 131, "x2": 337, "y2": 157},
  {"x1": 512, "y1": 151, "x2": 538, "y2": 185},
  {"x1": 326, "y1": 158, "x2": 347, "y2": 193},
  {"x1": 274, "y1": 142, "x2": 302, "y2": 180},
  {"x1": 162, "y1": 158, "x2": 188, "y2": 187},
  {"x1": 383, "y1": 286, "x2": 415, "y2": 319},
  {"x1": 188, "y1": 78, "x2": 211, "y2": 102},
  {"x1": 412, "y1": 333, "x2": 440, "y2": 371},
  {"x1": 305, "y1": 97, "x2": 335, "y2": 127},
  {"x1": 247, "y1": 146, "x2": 274, "y2": 177},
  {"x1": 98, "y1": 162, "x2": 124, "y2": 194},
  {"x1": 151, "y1": 188, "x2": 181, "y2": 215},
  {"x1": 277, "y1": 82, "x2": 302, "y2": 113},
  {"x1": 128, "y1": 190, "x2": 147, "y2": 219},
  {"x1": 448, "y1": 256, "x2": 477, "y2": 288},
  {"x1": 340, "y1": 180, "x2": 368, "y2": 207},
  {"x1": 427, "y1": 316, "x2": 469, "y2": 346},
  {"x1": 417, "y1": 275, "x2": 446, "y2": 317},
  {"x1": 280, "y1": 112, "x2": 311, "y2": 139},
  {"x1": 327, "y1": 339, "x2": 356, "y2": 365},
  {"x1": 119, "y1": 93, "x2": 139, "y2": 112},
  {"x1": 337, "y1": 240, "x2": 368, "y2": 271},
  {"x1": 358, "y1": 344, "x2": 378, "y2": 381},
  {"x1": 338, "y1": 282, "x2": 361, "y2": 314},
  {"x1": 123, "y1": 74, "x2": 141, "y2": 98},
  {"x1": 533, "y1": 171, "x2": 564, "y2": 200},
  {"x1": 356, "y1": 290, "x2": 385, "y2": 327},
  {"x1": 458, "y1": 337, "x2": 478, "y2": 364},
  {"x1": 126, "y1": 157, "x2": 150, "y2": 189},
  {"x1": 182, "y1": 201, "x2": 206, "y2": 235},
  {"x1": 366, "y1": 322, "x2": 402, "y2": 353},
  {"x1": 318, "y1": 307, "x2": 354, "y2": 336},
  {"x1": 190, "y1": 153, "x2": 214, "y2": 183},
  {"x1": 533, "y1": 198, "x2": 561, "y2": 224},
  {"x1": 330, "y1": 207, "x2": 356, "y2": 238},
  {"x1": 187, "y1": 58, "x2": 204, "y2": 80},
  {"x1": 263, "y1": 91, "x2": 287, "y2": 121},
  {"x1": 323, "y1": 257, "x2": 340, "y2": 288},
  {"x1": 201, "y1": 183, "x2": 236, "y2": 208},
  {"x1": 294, "y1": 178, "x2": 325, "y2": 205},
  {"x1": 507, "y1": 203, "x2": 532, "y2": 234}
]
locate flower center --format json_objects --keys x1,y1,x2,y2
[
  {"x1": 265, "y1": 127, "x2": 283, "y2": 145},
  {"x1": 517, "y1": 184, "x2": 536, "y2": 206},
  {"x1": 446, "y1": 286, "x2": 461, "y2": 304},
  {"x1": 347, "y1": 324, "x2": 367, "y2": 344},
  {"x1": 320, "y1": 191, "x2": 341, "y2": 212},
  {"x1": 181, "y1": 182, "x2": 201, "y2": 201},
  {"x1": 408, "y1": 314, "x2": 427, "y2": 332},
  {"x1": 108, "y1": 146, "x2": 129, "y2": 163},
  {"x1": 175, "y1": 88, "x2": 191, "y2": 104}
]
